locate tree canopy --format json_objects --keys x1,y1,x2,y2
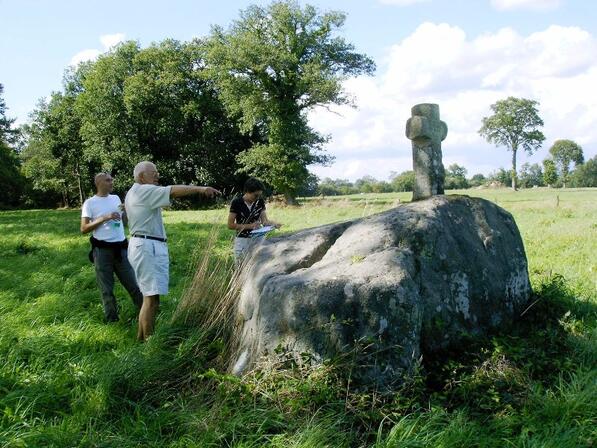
[
  {"x1": 76, "y1": 39, "x2": 255, "y2": 193},
  {"x1": 0, "y1": 85, "x2": 26, "y2": 208},
  {"x1": 21, "y1": 40, "x2": 256, "y2": 205},
  {"x1": 570, "y1": 155, "x2": 597, "y2": 188},
  {"x1": 22, "y1": 92, "x2": 90, "y2": 207},
  {"x1": 518, "y1": 162, "x2": 544, "y2": 188},
  {"x1": 445, "y1": 163, "x2": 469, "y2": 189},
  {"x1": 549, "y1": 139, "x2": 584, "y2": 188},
  {"x1": 205, "y1": 0, "x2": 375, "y2": 201},
  {"x1": 0, "y1": 83, "x2": 19, "y2": 145},
  {"x1": 479, "y1": 97, "x2": 545, "y2": 190},
  {"x1": 542, "y1": 158, "x2": 558, "y2": 187}
]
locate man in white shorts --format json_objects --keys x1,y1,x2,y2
[
  {"x1": 125, "y1": 161, "x2": 221, "y2": 341},
  {"x1": 81, "y1": 172, "x2": 143, "y2": 322}
]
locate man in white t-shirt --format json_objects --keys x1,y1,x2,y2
[
  {"x1": 126, "y1": 161, "x2": 221, "y2": 341},
  {"x1": 81, "y1": 173, "x2": 143, "y2": 322}
]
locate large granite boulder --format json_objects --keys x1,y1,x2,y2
[{"x1": 231, "y1": 195, "x2": 531, "y2": 387}]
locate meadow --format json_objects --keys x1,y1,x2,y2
[{"x1": 0, "y1": 188, "x2": 595, "y2": 447}]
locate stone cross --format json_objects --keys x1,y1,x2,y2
[{"x1": 405, "y1": 103, "x2": 448, "y2": 201}]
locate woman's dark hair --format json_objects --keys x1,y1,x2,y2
[{"x1": 243, "y1": 177, "x2": 265, "y2": 193}]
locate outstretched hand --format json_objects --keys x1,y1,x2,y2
[{"x1": 202, "y1": 187, "x2": 222, "y2": 198}]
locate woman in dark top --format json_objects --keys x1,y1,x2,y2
[{"x1": 228, "y1": 178, "x2": 281, "y2": 262}]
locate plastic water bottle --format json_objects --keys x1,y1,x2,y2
[{"x1": 112, "y1": 211, "x2": 122, "y2": 228}]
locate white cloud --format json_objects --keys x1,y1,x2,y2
[
  {"x1": 70, "y1": 33, "x2": 126, "y2": 66},
  {"x1": 490, "y1": 0, "x2": 560, "y2": 11},
  {"x1": 379, "y1": 0, "x2": 430, "y2": 5},
  {"x1": 308, "y1": 23, "x2": 597, "y2": 181},
  {"x1": 70, "y1": 49, "x2": 101, "y2": 66},
  {"x1": 100, "y1": 33, "x2": 126, "y2": 50}
]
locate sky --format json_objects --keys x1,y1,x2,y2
[{"x1": 1, "y1": 0, "x2": 596, "y2": 181}]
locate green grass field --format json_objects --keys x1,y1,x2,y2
[{"x1": 0, "y1": 188, "x2": 595, "y2": 447}]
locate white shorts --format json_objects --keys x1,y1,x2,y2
[{"x1": 128, "y1": 238, "x2": 169, "y2": 296}]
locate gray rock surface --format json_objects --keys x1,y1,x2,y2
[{"x1": 231, "y1": 195, "x2": 531, "y2": 387}]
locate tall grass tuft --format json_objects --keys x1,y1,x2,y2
[{"x1": 171, "y1": 223, "x2": 245, "y2": 368}]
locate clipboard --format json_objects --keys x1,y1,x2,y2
[{"x1": 249, "y1": 225, "x2": 275, "y2": 236}]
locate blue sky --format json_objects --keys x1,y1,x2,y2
[{"x1": 2, "y1": 0, "x2": 596, "y2": 180}]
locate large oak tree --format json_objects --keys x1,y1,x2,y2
[{"x1": 205, "y1": 1, "x2": 375, "y2": 202}]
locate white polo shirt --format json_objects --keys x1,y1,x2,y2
[
  {"x1": 81, "y1": 194, "x2": 125, "y2": 242},
  {"x1": 124, "y1": 183, "x2": 172, "y2": 239}
]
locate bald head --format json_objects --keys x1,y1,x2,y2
[
  {"x1": 94, "y1": 172, "x2": 113, "y2": 195},
  {"x1": 134, "y1": 161, "x2": 159, "y2": 185},
  {"x1": 94, "y1": 172, "x2": 111, "y2": 186}
]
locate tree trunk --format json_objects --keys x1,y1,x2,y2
[
  {"x1": 62, "y1": 189, "x2": 69, "y2": 208},
  {"x1": 284, "y1": 192, "x2": 297, "y2": 205},
  {"x1": 511, "y1": 147, "x2": 518, "y2": 191},
  {"x1": 75, "y1": 161, "x2": 84, "y2": 206}
]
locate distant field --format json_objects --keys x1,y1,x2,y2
[
  {"x1": 0, "y1": 187, "x2": 595, "y2": 447},
  {"x1": 178, "y1": 186, "x2": 596, "y2": 292}
]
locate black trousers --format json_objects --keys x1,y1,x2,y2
[{"x1": 93, "y1": 247, "x2": 143, "y2": 321}]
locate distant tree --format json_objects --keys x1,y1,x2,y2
[
  {"x1": 0, "y1": 141, "x2": 26, "y2": 208},
  {"x1": 447, "y1": 163, "x2": 467, "y2": 178},
  {"x1": 542, "y1": 158, "x2": 558, "y2": 187},
  {"x1": 50, "y1": 92, "x2": 88, "y2": 204},
  {"x1": 569, "y1": 155, "x2": 597, "y2": 187},
  {"x1": 390, "y1": 170, "x2": 414, "y2": 192},
  {"x1": 0, "y1": 85, "x2": 27, "y2": 208},
  {"x1": 355, "y1": 175, "x2": 377, "y2": 193},
  {"x1": 20, "y1": 132, "x2": 67, "y2": 204},
  {"x1": 18, "y1": 64, "x2": 104, "y2": 207},
  {"x1": 487, "y1": 168, "x2": 510, "y2": 186},
  {"x1": 353, "y1": 176, "x2": 392, "y2": 194},
  {"x1": 297, "y1": 173, "x2": 319, "y2": 197},
  {"x1": 518, "y1": 162, "x2": 544, "y2": 188},
  {"x1": 468, "y1": 173, "x2": 486, "y2": 187},
  {"x1": 479, "y1": 97, "x2": 545, "y2": 190},
  {"x1": 21, "y1": 93, "x2": 90, "y2": 207},
  {"x1": 0, "y1": 83, "x2": 19, "y2": 145},
  {"x1": 317, "y1": 178, "x2": 356, "y2": 196},
  {"x1": 318, "y1": 178, "x2": 337, "y2": 196},
  {"x1": 549, "y1": 139, "x2": 584, "y2": 188},
  {"x1": 444, "y1": 163, "x2": 469, "y2": 189},
  {"x1": 205, "y1": 1, "x2": 375, "y2": 202},
  {"x1": 373, "y1": 180, "x2": 393, "y2": 193}
]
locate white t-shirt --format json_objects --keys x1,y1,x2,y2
[
  {"x1": 81, "y1": 194, "x2": 126, "y2": 242},
  {"x1": 124, "y1": 183, "x2": 172, "y2": 239}
]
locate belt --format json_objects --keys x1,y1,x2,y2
[{"x1": 132, "y1": 233, "x2": 167, "y2": 243}]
